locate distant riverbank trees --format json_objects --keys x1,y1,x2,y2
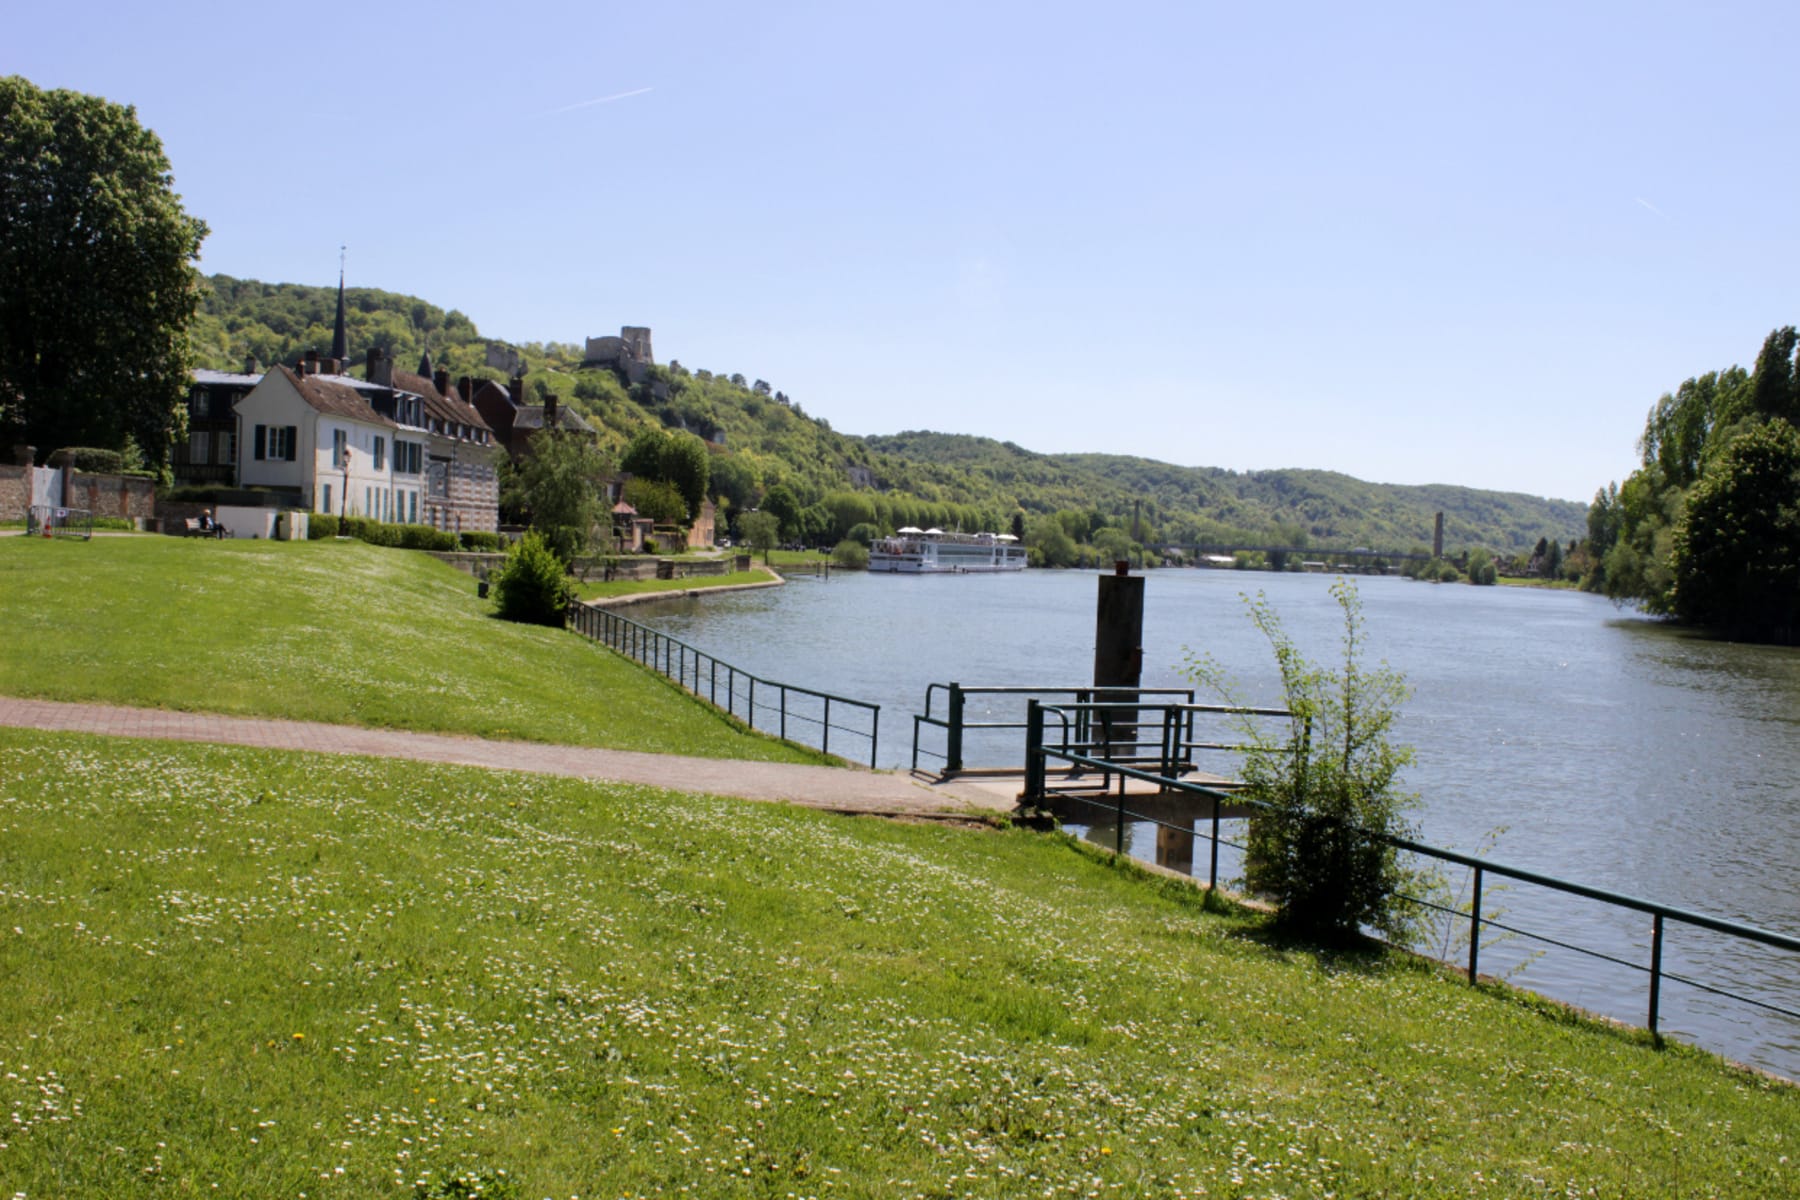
[{"x1": 1585, "y1": 327, "x2": 1800, "y2": 643}]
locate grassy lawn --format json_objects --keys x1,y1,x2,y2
[
  {"x1": 574, "y1": 567, "x2": 776, "y2": 601},
  {"x1": 0, "y1": 728, "x2": 1792, "y2": 1198},
  {"x1": 0, "y1": 536, "x2": 823, "y2": 763}
]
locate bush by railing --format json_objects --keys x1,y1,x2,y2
[{"x1": 1023, "y1": 700, "x2": 1800, "y2": 1071}]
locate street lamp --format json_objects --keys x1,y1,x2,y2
[{"x1": 340, "y1": 444, "x2": 351, "y2": 520}]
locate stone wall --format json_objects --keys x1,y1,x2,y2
[
  {"x1": 0, "y1": 464, "x2": 28, "y2": 521},
  {"x1": 66, "y1": 472, "x2": 158, "y2": 520}
]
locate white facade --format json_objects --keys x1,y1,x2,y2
[{"x1": 235, "y1": 367, "x2": 415, "y2": 519}]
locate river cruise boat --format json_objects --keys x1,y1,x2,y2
[{"x1": 869, "y1": 528, "x2": 1027, "y2": 573}]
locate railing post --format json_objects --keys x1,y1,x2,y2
[
  {"x1": 780, "y1": 685, "x2": 788, "y2": 743},
  {"x1": 869, "y1": 708, "x2": 879, "y2": 771},
  {"x1": 1649, "y1": 913, "x2": 1665, "y2": 1040},
  {"x1": 1115, "y1": 784, "x2": 1125, "y2": 856},
  {"x1": 748, "y1": 677, "x2": 756, "y2": 729},
  {"x1": 1468, "y1": 866, "x2": 1483, "y2": 984},
  {"x1": 945, "y1": 683, "x2": 965, "y2": 775},
  {"x1": 1209, "y1": 793, "x2": 1221, "y2": 891},
  {"x1": 1159, "y1": 706, "x2": 1179, "y2": 789},
  {"x1": 1023, "y1": 700, "x2": 1045, "y2": 800}
]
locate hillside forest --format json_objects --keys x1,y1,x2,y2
[{"x1": 193, "y1": 274, "x2": 1587, "y2": 568}]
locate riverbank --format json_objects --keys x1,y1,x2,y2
[{"x1": 575, "y1": 566, "x2": 784, "y2": 608}]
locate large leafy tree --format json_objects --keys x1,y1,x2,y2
[
  {"x1": 1670, "y1": 419, "x2": 1800, "y2": 643},
  {"x1": 0, "y1": 77, "x2": 208, "y2": 463},
  {"x1": 619, "y1": 426, "x2": 710, "y2": 524},
  {"x1": 510, "y1": 430, "x2": 612, "y2": 563}
]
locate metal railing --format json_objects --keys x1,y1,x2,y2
[
  {"x1": 568, "y1": 603, "x2": 881, "y2": 768},
  {"x1": 911, "y1": 683, "x2": 1215, "y2": 775},
  {"x1": 1024, "y1": 698, "x2": 1800, "y2": 1060},
  {"x1": 25, "y1": 505, "x2": 93, "y2": 539}
]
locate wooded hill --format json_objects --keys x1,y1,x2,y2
[{"x1": 193, "y1": 275, "x2": 1586, "y2": 553}]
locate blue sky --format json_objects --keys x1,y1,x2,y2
[{"x1": 11, "y1": 1, "x2": 1798, "y2": 502}]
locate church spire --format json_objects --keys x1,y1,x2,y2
[{"x1": 329, "y1": 246, "x2": 348, "y2": 364}]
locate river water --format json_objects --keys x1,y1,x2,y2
[{"x1": 627, "y1": 568, "x2": 1800, "y2": 1079}]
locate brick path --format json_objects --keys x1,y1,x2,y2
[{"x1": 0, "y1": 695, "x2": 1016, "y2": 819}]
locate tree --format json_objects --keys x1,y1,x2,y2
[
  {"x1": 619, "y1": 425, "x2": 709, "y2": 524},
  {"x1": 738, "y1": 510, "x2": 780, "y2": 563},
  {"x1": 0, "y1": 77, "x2": 209, "y2": 464},
  {"x1": 622, "y1": 476, "x2": 685, "y2": 526},
  {"x1": 1185, "y1": 582, "x2": 1422, "y2": 944},
  {"x1": 491, "y1": 531, "x2": 573, "y2": 626},
  {"x1": 761, "y1": 483, "x2": 802, "y2": 540},
  {"x1": 1670, "y1": 418, "x2": 1800, "y2": 643},
  {"x1": 708, "y1": 453, "x2": 757, "y2": 513},
  {"x1": 1025, "y1": 514, "x2": 1079, "y2": 568},
  {"x1": 511, "y1": 429, "x2": 611, "y2": 563}
]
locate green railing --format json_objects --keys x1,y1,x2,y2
[
  {"x1": 911, "y1": 683, "x2": 1221, "y2": 776},
  {"x1": 1024, "y1": 698, "x2": 1800, "y2": 1059},
  {"x1": 568, "y1": 603, "x2": 881, "y2": 768}
]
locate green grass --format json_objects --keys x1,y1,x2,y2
[
  {"x1": 0, "y1": 728, "x2": 1792, "y2": 1198},
  {"x1": 0, "y1": 536, "x2": 823, "y2": 763},
  {"x1": 574, "y1": 567, "x2": 775, "y2": 601}
]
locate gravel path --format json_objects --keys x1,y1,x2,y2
[{"x1": 0, "y1": 695, "x2": 1017, "y2": 819}]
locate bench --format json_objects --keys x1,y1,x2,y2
[{"x1": 183, "y1": 518, "x2": 226, "y2": 539}]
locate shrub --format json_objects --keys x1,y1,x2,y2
[
  {"x1": 491, "y1": 531, "x2": 573, "y2": 626},
  {"x1": 845, "y1": 522, "x2": 881, "y2": 547},
  {"x1": 398, "y1": 524, "x2": 458, "y2": 551},
  {"x1": 50, "y1": 447, "x2": 124, "y2": 473},
  {"x1": 831, "y1": 538, "x2": 869, "y2": 569},
  {"x1": 308, "y1": 513, "x2": 340, "y2": 539},
  {"x1": 459, "y1": 531, "x2": 503, "y2": 552},
  {"x1": 641, "y1": 537, "x2": 657, "y2": 555},
  {"x1": 1185, "y1": 581, "x2": 1423, "y2": 944},
  {"x1": 340, "y1": 516, "x2": 399, "y2": 547}
]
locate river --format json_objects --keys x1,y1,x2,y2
[{"x1": 625, "y1": 567, "x2": 1800, "y2": 1080}]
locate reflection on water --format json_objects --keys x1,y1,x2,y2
[{"x1": 629, "y1": 570, "x2": 1800, "y2": 1078}]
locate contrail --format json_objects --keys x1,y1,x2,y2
[
  {"x1": 1634, "y1": 196, "x2": 1666, "y2": 218},
  {"x1": 541, "y1": 87, "x2": 653, "y2": 116}
]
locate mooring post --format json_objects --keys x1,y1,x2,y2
[{"x1": 1093, "y1": 562, "x2": 1145, "y2": 764}]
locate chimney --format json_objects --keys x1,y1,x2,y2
[
  {"x1": 303, "y1": 349, "x2": 320, "y2": 376},
  {"x1": 544, "y1": 393, "x2": 559, "y2": 429},
  {"x1": 368, "y1": 346, "x2": 392, "y2": 388},
  {"x1": 243, "y1": 354, "x2": 260, "y2": 375},
  {"x1": 433, "y1": 368, "x2": 451, "y2": 397},
  {"x1": 509, "y1": 375, "x2": 524, "y2": 407},
  {"x1": 457, "y1": 375, "x2": 473, "y2": 403}
]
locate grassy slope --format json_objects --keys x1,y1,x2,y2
[
  {"x1": 0, "y1": 729, "x2": 1791, "y2": 1198},
  {"x1": 0, "y1": 536, "x2": 822, "y2": 763}
]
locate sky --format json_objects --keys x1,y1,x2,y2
[{"x1": 10, "y1": 1, "x2": 1800, "y2": 503}]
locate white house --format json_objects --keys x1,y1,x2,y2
[{"x1": 235, "y1": 362, "x2": 430, "y2": 522}]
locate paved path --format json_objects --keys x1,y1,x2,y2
[{"x1": 0, "y1": 696, "x2": 1018, "y2": 820}]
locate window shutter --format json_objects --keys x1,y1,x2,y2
[
  {"x1": 254, "y1": 424, "x2": 266, "y2": 460},
  {"x1": 285, "y1": 426, "x2": 297, "y2": 461}
]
